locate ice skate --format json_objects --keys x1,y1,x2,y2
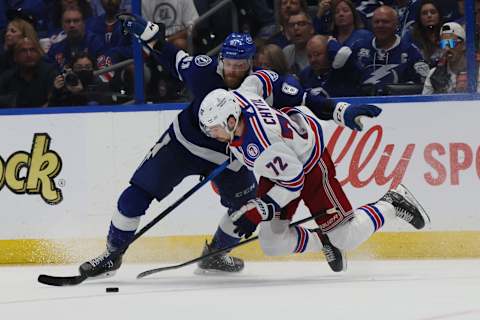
[
  {"x1": 195, "y1": 241, "x2": 244, "y2": 274},
  {"x1": 381, "y1": 184, "x2": 431, "y2": 230},
  {"x1": 315, "y1": 231, "x2": 347, "y2": 272},
  {"x1": 79, "y1": 249, "x2": 123, "y2": 279}
]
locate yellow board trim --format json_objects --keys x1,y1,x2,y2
[{"x1": 1, "y1": 231, "x2": 480, "y2": 264}]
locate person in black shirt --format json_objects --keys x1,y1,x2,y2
[{"x1": 0, "y1": 36, "x2": 56, "y2": 108}]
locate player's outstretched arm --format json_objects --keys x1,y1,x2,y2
[{"x1": 305, "y1": 93, "x2": 382, "y2": 131}]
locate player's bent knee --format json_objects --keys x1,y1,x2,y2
[
  {"x1": 259, "y1": 221, "x2": 290, "y2": 256},
  {"x1": 117, "y1": 184, "x2": 154, "y2": 218},
  {"x1": 327, "y1": 224, "x2": 359, "y2": 251}
]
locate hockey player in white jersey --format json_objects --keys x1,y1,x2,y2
[{"x1": 198, "y1": 89, "x2": 430, "y2": 268}]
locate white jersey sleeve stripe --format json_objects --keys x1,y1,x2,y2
[
  {"x1": 174, "y1": 50, "x2": 189, "y2": 81},
  {"x1": 253, "y1": 70, "x2": 273, "y2": 97}
]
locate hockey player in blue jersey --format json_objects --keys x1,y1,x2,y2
[{"x1": 78, "y1": 13, "x2": 383, "y2": 279}]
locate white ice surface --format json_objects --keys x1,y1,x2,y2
[{"x1": 1, "y1": 260, "x2": 480, "y2": 320}]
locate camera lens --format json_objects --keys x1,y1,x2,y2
[{"x1": 65, "y1": 72, "x2": 79, "y2": 86}]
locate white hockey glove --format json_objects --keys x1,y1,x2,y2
[
  {"x1": 117, "y1": 13, "x2": 164, "y2": 43},
  {"x1": 333, "y1": 102, "x2": 382, "y2": 131}
]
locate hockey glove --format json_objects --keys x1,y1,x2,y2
[
  {"x1": 231, "y1": 198, "x2": 276, "y2": 239},
  {"x1": 117, "y1": 13, "x2": 165, "y2": 43},
  {"x1": 333, "y1": 102, "x2": 382, "y2": 131}
]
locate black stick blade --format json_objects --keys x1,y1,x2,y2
[
  {"x1": 38, "y1": 274, "x2": 87, "y2": 286},
  {"x1": 137, "y1": 265, "x2": 180, "y2": 279}
]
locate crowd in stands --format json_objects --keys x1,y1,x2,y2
[{"x1": 0, "y1": 0, "x2": 479, "y2": 108}]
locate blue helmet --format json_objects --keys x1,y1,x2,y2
[{"x1": 220, "y1": 32, "x2": 256, "y2": 60}]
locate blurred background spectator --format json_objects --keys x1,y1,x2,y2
[
  {"x1": 142, "y1": 0, "x2": 198, "y2": 51},
  {"x1": 48, "y1": 51, "x2": 121, "y2": 106},
  {"x1": 423, "y1": 22, "x2": 470, "y2": 94},
  {"x1": 1, "y1": 16, "x2": 37, "y2": 73},
  {"x1": 49, "y1": 0, "x2": 94, "y2": 36},
  {"x1": 88, "y1": 0, "x2": 132, "y2": 83},
  {"x1": 300, "y1": 34, "x2": 360, "y2": 97},
  {"x1": 0, "y1": 36, "x2": 56, "y2": 107},
  {"x1": 402, "y1": 0, "x2": 444, "y2": 67},
  {"x1": 350, "y1": 5, "x2": 430, "y2": 95},
  {"x1": 283, "y1": 10, "x2": 315, "y2": 74},
  {"x1": 254, "y1": 43, "x2": 289, "y2": 75},
  {"x1": 267, "y1": 0, "x2": 309, "y2": 48},
  {"x1": 0, "y1": 0, "x2": 479, "y2": 108},
  {"x1": 47, "y1": 5, "x2": 104, "y2": 70},
  {"x1": 329, "y1": 0, "x2": 373, "y2": 46}
]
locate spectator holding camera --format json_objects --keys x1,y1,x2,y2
[
  {"x1": 49, "y1": 52, "x2": 114, "y2": 106},
  {"x1": 422, "y1": 22, "x2": 472, "y2": 94},
  {"x1": 0, "y1": 36, "x2": 56, "y2": 108}
]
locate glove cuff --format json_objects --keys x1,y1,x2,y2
[
  {"x1": 140, "y1": 21, "x2": 160, "y2": 42},
  {"x1": 333, "y1": 101, "x2": 350, "y2": 127}
]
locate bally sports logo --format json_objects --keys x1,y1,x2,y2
[{"x1": 0, "y1": 133, "x2": 63, "y2": 205}]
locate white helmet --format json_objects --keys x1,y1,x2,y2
[{"x1": 199, "y1": 89, "x2": 242, "y2": 140}]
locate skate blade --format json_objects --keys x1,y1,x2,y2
[
  {"x1": 193, "y1": 267, "x2": 242, "y2": 276},
  {"x1": 397, "y1": 184, "x2": 431, "y2": 229},
  {"x1": 84, "y1": 270, "x2": 117, "y2": 281}
]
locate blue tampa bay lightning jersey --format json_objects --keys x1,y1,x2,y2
[
  {"x1": 351, "y1": 35, "x2": 430, "y2": 87},
  {"x1": 150, "y1": 42, "x2": 330, "y2": 164}
]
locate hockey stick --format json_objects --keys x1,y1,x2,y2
[
  {"x1": 137, "y1": 213, "x2": 323, "y2": 279},
  {"x1": 38, "y1": 159, "x2": 231, "y2": 287}
]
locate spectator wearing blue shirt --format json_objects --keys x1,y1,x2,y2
[
  {"x1": 48, "y1": 6, "x2": 104, "y2": 70},
  {"x1": 402, "y1": 0, "x2": 443, "y2": 67},
  {"x1": 87, "y1": 0, "x2": 132, "y2": 63},
  {"x1": 350, "y1": 5, "x2": 430, "y2": 94},
  {"x1": 330, "y1": 0, "x2": 373, "y2": 47},
  {"x1": 300, "y1": 35, "x2": 360, "y2": 97}
]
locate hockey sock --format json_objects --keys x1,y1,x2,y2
[
  {"x1": 107, "y1": 222, "x2": 135, "y2": 252},
  {"x1": 210, "y1": 213, "x2": 241, "y2": 249},
  {"x1": 107, "y1": 185, "x2": 154, "y2": 251},
  {"x1": 292, "y1": 226, "x2": 323, "y2": 254}
]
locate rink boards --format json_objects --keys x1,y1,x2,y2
[{"x1": 0, "y1": 100, "x2": 479, "y2": 263}]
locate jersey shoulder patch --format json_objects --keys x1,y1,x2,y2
[
  {"x1": 194, "y1": 55, "x2": 213, "y2": 67},
  {"x1": 281, "y1": 82, "x2": 299, "y2": 95}
]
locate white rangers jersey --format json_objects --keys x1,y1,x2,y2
[{"x1": 229, "y1": 90, "x2": 326, "y2": 209}]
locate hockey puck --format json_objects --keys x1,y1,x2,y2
[{"x1": 106, "y1": 287, "x2": 119, "y2": 293}]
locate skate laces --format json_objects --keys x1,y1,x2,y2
[
  {"x1": 322, "y1": 245, "x2": 337, "y2": 263},
  {"x1": 89, "y1": 251, "x2": 113, "y2": 268},
  {"x1": 395, "y1": 207, "x2": 414, "y2": 222},
  {"x1": 219, "y1": 253, "x2": 235, "y2": 266}
]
